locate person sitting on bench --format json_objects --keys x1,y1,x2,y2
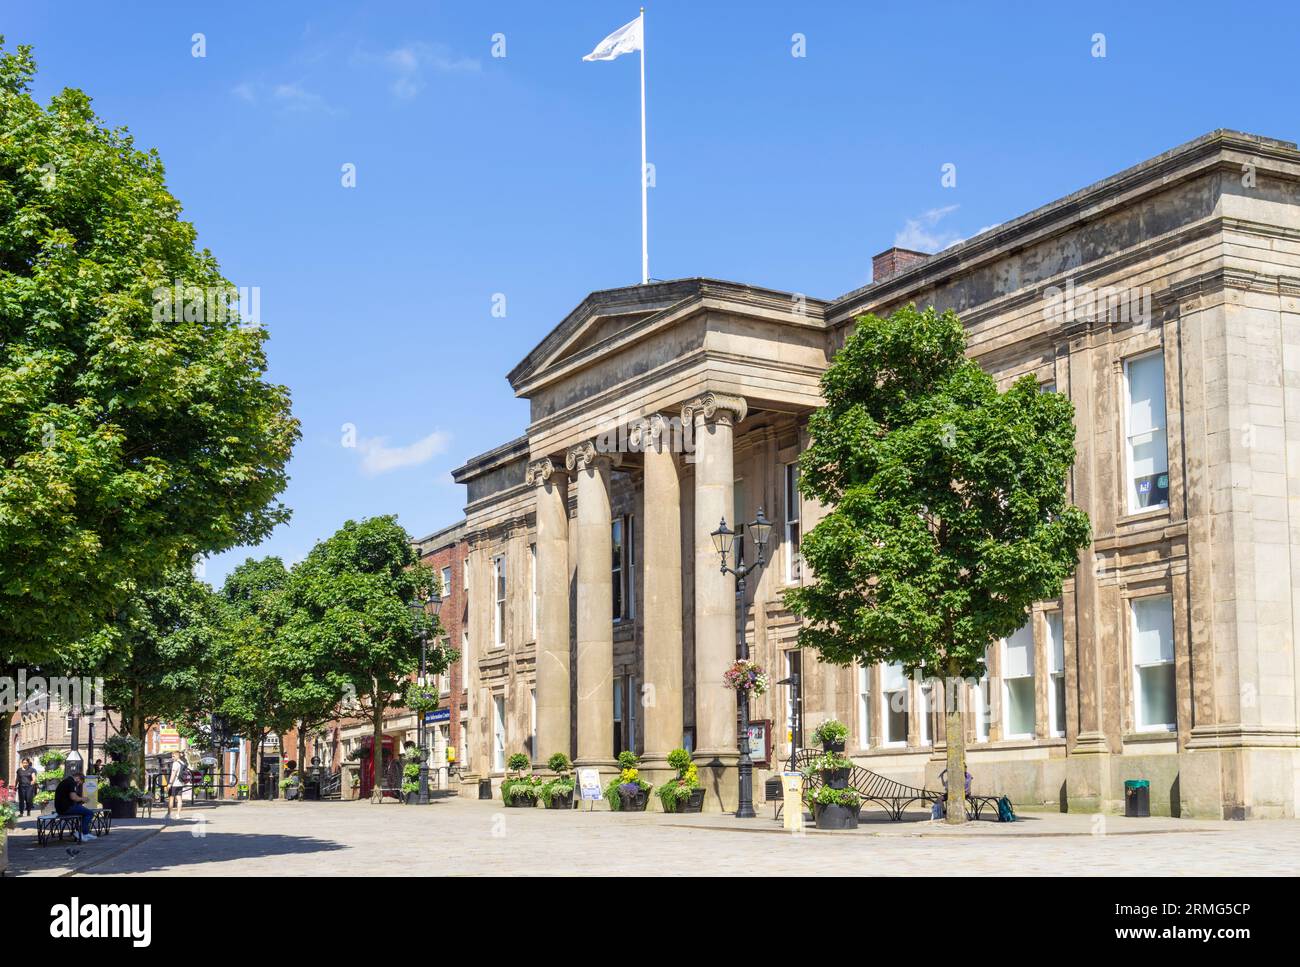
[
  {"x1": 939, "y1": 768, "x2": 973, "y2": 797},
  {"x1": 54, "y1": 774, "x2": 98, "y2": 841}
]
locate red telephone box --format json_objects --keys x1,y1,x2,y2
[{"x1": 358, "y1": 735, "x2": 397, "y2": 799}]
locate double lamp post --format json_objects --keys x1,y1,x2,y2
[
  {"x1": 408, "y1": 590, "x2": 444, "y2": 806},
  {"x1": 711, "y1": 506, "x2": 773, "y2": 820}
]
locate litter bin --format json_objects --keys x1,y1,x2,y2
[
  {"x1": 478, "y1": 778, "x2": 493, "y2": 801},
  {"x1": 1124, "y1": 779, "x2": 1150, "y2": 817}
]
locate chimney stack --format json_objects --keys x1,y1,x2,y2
[{"x1": 872, "y1": 247, "x2": 930, "y2": 283}]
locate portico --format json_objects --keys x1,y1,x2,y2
[{"x1": 508, "y1": 282, "x2": 830, "y2": 807}]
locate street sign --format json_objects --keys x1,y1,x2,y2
[{"x1": 424, "y1": 709, "x2": 451, "y2": 725}]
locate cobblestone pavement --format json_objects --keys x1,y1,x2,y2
[{"x1": 16, "y1": 797, "x2": 1292, "y2": 876}]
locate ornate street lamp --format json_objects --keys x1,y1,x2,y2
[
  {"x1": 408, "y1": 590, "x2": 444, "y2": 805},
  {"x1": 712, "y1": 505, "x2": 772, "y2": 819}
]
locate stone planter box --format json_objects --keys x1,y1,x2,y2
[
  {"x1": 814, "y1": 803, "x2": 859, "y2": 830},
  {"x1": 660, "y1": 788, "x2": 705, "y2": 814}
]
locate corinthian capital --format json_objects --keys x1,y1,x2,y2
[
  {"x1": 681, "y1": 392, "x2": 747, "y2": 428},
  {"x1": 525, "y1": 457, "x2": 561, "y2": 486}
]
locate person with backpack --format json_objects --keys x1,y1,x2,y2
[{"x1": 165, "y1": 750, "x2": 188, "y2": 820}]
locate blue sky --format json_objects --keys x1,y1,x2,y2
[{"x1": 8, "y1": 1, "x2": 1298, "y2": 585}]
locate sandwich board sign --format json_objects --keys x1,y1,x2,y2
[{"x1": 578, "y1": 768, "x2": 603, "y2": 810}]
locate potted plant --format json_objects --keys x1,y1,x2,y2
[
  {"x1": 500, "y1": 752, "x2": 541, "y2": 807},
  {"x1": 98, "y1": 736, "x2": 142, "y2": 818},
  {"x1": 722, "y1": 659, "x2": 770, "y2": 697},
  {"x1": 540, "y1": 753, "x2": 576, "y2": 809},
  {"x1": 812, "y1": 785, "x2": 861, "y2": 830},
  {"x1": 37, "y1": 750, "x2": 65, "y2": 793},
  {"x1": 808, "y1": 751, "x2": 853, "y2": 789},
  {"x1": 655, "y1": 748, "x2": 705, "y2": 813},
  {"x1": 0, "y1": 782, "x2": 17, "y2": 877},
  {"x1": 400, "y1": 746, "x2": 425, "y2": 803},
  {"x1": 104, "y1": 734, "x2": 142, "y2": 763},
  {"x1": 813, "y1": 719, "x2": 848, "y2": 753},
  {"x1": 34, "y1": 790, "x2": 56, "y2": 815},
  {"x1": 604, "y1": 750, "x2": 651, "y2": 811},
  {"x1": 97, "y1": 784, "x2": 146, "y2": 818}
]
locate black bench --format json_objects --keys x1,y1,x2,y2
[
  {"x1": 36, "y1": 809, "x2": 111, "y2": 845},
  {"x1": 794, "y1": 750, "x2": 1007, "y2": 822}
]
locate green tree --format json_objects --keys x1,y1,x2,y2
[
  {"x1": 785, "y1": 305, "x2": 1090, "y2": 823},
  {"x1": 289, "y1": 517, "x2": 453, "y2": 803},
  {"x1": 88, "y1": 567, "x2": 220, "y2": 783},
  {"x1": 209, "y1": 557, "x2": 297, "y2": 798},
  {"x1": 0, "y1": 41, "x2": 299, "y2": 666}
]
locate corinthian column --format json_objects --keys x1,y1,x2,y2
[
  {"x1": 527, "y1": 456, "x2": 571, "y2": 765},
  {"x1": 683, "y1": 392, "x2": 747, "y2": 811},
  {"x1": 631, "y1": 415, "x2": 683, "y2": 779},
  {"x1": 566, "y1": 440, "x2": 617, "y2": 775}
]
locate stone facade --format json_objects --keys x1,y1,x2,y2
[{"x1": 449, "y1": 130, "x2": 1300, "y2": 819}]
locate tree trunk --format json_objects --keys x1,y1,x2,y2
[
  {"x1": 249, "y1": 727, "x2": 262, "y2": 800},
  {"x1": 944, "y1": 672, "x2": 967, "y2": 825},
  {"x1": 297, "y1": 719, "x2": 307, "y2": 778},
  {"x1": 132, "y1": 686, "x2": 146, "y2": 790},
  {"x1": 370, "y1": 684, "x2": 384, "y2": 804}
]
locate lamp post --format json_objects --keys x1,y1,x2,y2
[
  {"x1": 408, "y1": 591, "x2": 444, "y2": 805},
  {"x1": 711, "y1": 506, "x2": 773, "y2": 819}
]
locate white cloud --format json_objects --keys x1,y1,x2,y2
[
  {"x1": 356, "y1": 430, "x2": 452, "y2": 476},
  {"x1": 894, "y1": 205, "x2": 961, "y2": 252},
  {"x1": 230, "y1": 80, "x2": 334, "y2": 114},
  {"x1": 362, "y1": 42, "x2": 480, "y2": 99}
]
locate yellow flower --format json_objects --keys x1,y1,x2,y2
[{"x1": 620, "y1": 767, "x2": 640, "y2": 783}]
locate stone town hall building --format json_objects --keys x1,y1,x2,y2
[{"x1": 445, "y1": 130, "x2": 1300, "y2": 819}]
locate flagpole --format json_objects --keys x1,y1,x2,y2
[{"x1": 639, "y1": 8, "x2": 648, "y2": 285}]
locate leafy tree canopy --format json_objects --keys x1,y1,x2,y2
[
  {"x1": 786, "y1": 304, "x2": 1091, "y2": 679},
  {"x1": 288, "y1": 516, "x2": 452, "y2": 708},
  {"x1": 0, "y1": 41, "x2": 299, "y2": 663}
]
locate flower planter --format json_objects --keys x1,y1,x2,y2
[
  {"x1": 617, "y1": 786, "x2": 650, "y2": 811},
  {"x1": 105, "y1": 797, "x2": 137, "y2": 820},
  {"x1": 814, "y1": 803, "x2": 859, "y2": 830},
  {"x1": 821, "y1": 767, "x2": 850, "y2": 789},
  {"x1": 661, "y1": 788, "x2": 705, "y2": 813},
  {"x1": 504, "y1": 794, "x2": 537, "y2": 808},
  {"x1": 821, "y1": 739, "x2": 846, "y2": 753},
  {"x1": 544, "y1": 790, "x2": 574, "y2": 810}
]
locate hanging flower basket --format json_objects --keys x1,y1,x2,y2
[{"x1": 722, "y1": 660, "x2": 770, "y2": 696}]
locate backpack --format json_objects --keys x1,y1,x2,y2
[
  {"x1": 180, "y1": 765, "x2": 194, "y2": 783},
  {"x1": 996, "y1": 795, "x2": 1016, "y2": 823}
]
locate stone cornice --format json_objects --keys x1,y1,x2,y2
[
  {"x1": 830, "y1": 129, "x2": 1300, "y2": 324},
  {"x1": 681, "y1": 392, "x2": 747, "y2": 427}
]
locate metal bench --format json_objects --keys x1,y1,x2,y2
[
  {"x1": 36, "y1": 809, "x2": 111, "y2": 845},
  {"x1": 794, "y1": 750, "x2": 1004, "y2": 822}
]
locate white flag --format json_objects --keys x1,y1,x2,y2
[{"x1": 582, "y1": 16, "x2": 642, "y2": 62}]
